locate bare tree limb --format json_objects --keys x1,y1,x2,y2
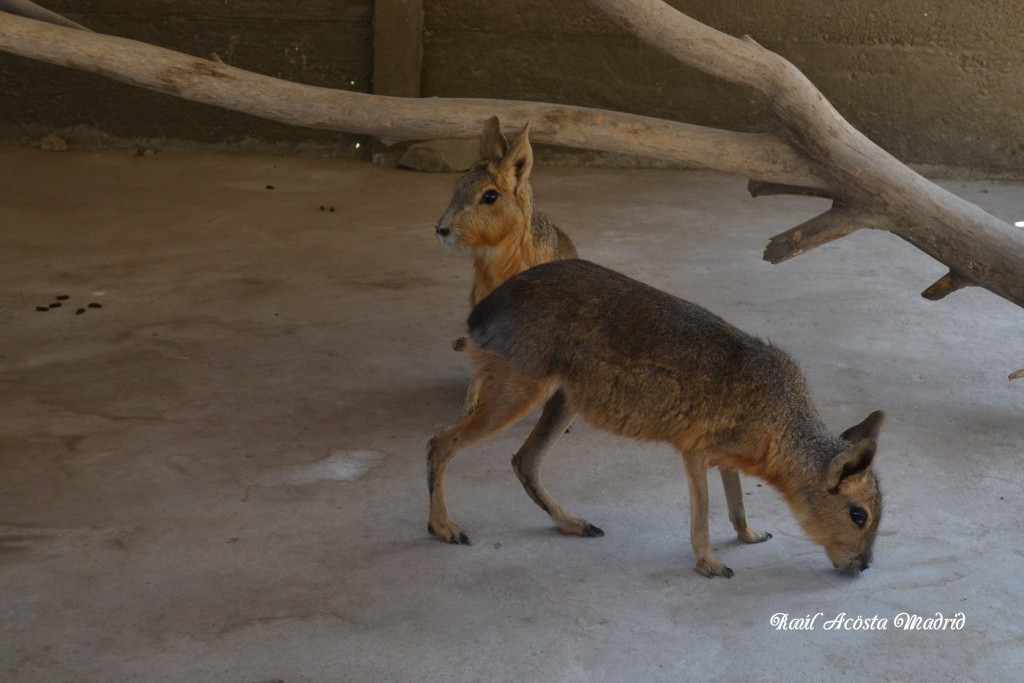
[
  {"x1": 921, "y1": 272, "x2": 971, "y2": 302},
  {"x1": 763, "y1": 206, "x2": 894, "y2": 265},
  {"x1": 0, "y1": 13, "x2": 826, "y2": 187},
  {"x1": 748, "y1": 181, "x2": 833, "y2": 201},
  {"x1": 588, "y1": 0, "x2": 1024, "y2": 312}
]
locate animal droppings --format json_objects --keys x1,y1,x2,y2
[
  {"x1": 35, "y1": 306, "x2": 49, "y2": 312},
  {"x1": 88, "y1": 303, "x2": 102, "y2": 309}
]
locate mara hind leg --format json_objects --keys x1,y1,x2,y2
[
  {"x1": 427, "y1": 351, "x2": 553, "y2": 545},
  {"x1": 719, "y1": 468, "x2": 772, "y2": 544},
  {"x1": 511, "y1": 390, "x2": 602, "y2": 538}
]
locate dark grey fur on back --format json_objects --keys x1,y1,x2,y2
[
  {"x1": 469, "y1": 259, "x2": 837, "y2": 459},
  {"x1": 471, "y1": 260, "x2": 760, "y2": 378}
]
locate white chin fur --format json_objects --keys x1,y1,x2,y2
[{"x1": 437, "y1": 232, "x2": 459, "y2": 250}]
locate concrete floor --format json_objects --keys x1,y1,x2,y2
[{"x1": 1, "y1": 145, "x2": 1022, "y2": 682}]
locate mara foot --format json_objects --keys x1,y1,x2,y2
[
  {"x1": 696, "y1": 557, "x2": 734, "y2": 579},
  {"x1": 428, "y1": 521, "x2": 471, "y2": 545},
  {"x1": 737, "y1": 529, "x2": 773, "y2": 544},
  {"x1": 555, "y1": 518, "x2": 605, "y2": 538}
]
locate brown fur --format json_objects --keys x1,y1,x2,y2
[
  {"x1": 435, "y1": 116, "x2": 577, "y2": 412},
  {"x1": 427, "y1": 260, "x2": 885, "y2": 578}
]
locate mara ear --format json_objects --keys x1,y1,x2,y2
[
  {"x1": 841, "y1": 410, "x2": 886, "y2": 444},
  {"x1": 498, "y1": 123, "x2": 533, "y2": 194},
  {"x1": 826, "y1": 439, "x2": 877, "y2": 493},
  {"x1": 479, "y1": 116, "x2": 508, "y2": 161},
  {"x1": 828, "y1": 411, "x2": 883, "y2": 493}
]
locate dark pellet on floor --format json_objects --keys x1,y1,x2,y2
[
  {"x1": 88, "y1": 303, "x2": 102, "y2": 308},
  {"x1": 35, "y1": 306, "x2": 49, "y2": 312},
  {"x1": 49, "y1": 302, "x2": 61, "y2": 308},
  {"x1": 56, "y1": 294, "x2": 69, "y2": 300},
  {"x1": 76, "y1": 308, "x2": 86, "y2": 315}
]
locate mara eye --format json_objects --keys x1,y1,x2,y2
[
  {"x1": 850, "y1": 506, "x2": 868, "y2": 529},
  {"x1": 480, "y1": 189, "x2": 499, "y2": 205}
]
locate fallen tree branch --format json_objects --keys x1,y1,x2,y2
[
  {"x1": 589, "y1": 0, "x2": 1024, "y2": 312},
  {"x1": 0, "y1": 13, "x2": 826, "y2": 187}
]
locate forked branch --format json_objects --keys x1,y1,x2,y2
[{"x1": 588, "y1": 0, "x2": 1024, "y2": 312}]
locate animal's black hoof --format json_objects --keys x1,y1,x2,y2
[{"x1": 581, "y1": 523, "x2": 605, "y2": 538}]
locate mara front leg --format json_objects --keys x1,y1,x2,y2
[
  {"x1": 682, "y1": 454, "x2": 734, "y2": 578},
  {"x1": 460, "y1": 376, "x2": 482, "y2": 418},
  {"x1": 451, "y1": 335, "x2": 482, "y2": 418},
  {"x1": 719, "y1": 468, "x2": 773, "y2": 544}
]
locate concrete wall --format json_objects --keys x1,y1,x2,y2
[
  {"x1": 422, "y1": 0, "x2": 1024, "y2": 174},
  {"x1": 2, "y1": 1, "x2": 1022, "y2": 173},
  {"x1": 0, "y1": 0, "x2": 373, "y2": 153}
]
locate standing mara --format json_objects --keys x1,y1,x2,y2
[{"x1": 427, "y1": 260, "x2": 885, "y2": 578}]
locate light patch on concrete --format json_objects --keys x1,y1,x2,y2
[{"x1": 260, "y1": 449, "x2": 386, "y2": 487}]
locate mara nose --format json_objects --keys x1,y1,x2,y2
[
  {"x1": 834, "y1": 558, "x2": 870, "y2": 574},
  {"x1": 435, "y1": 224, "x2": 450, "y2": 237}
]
